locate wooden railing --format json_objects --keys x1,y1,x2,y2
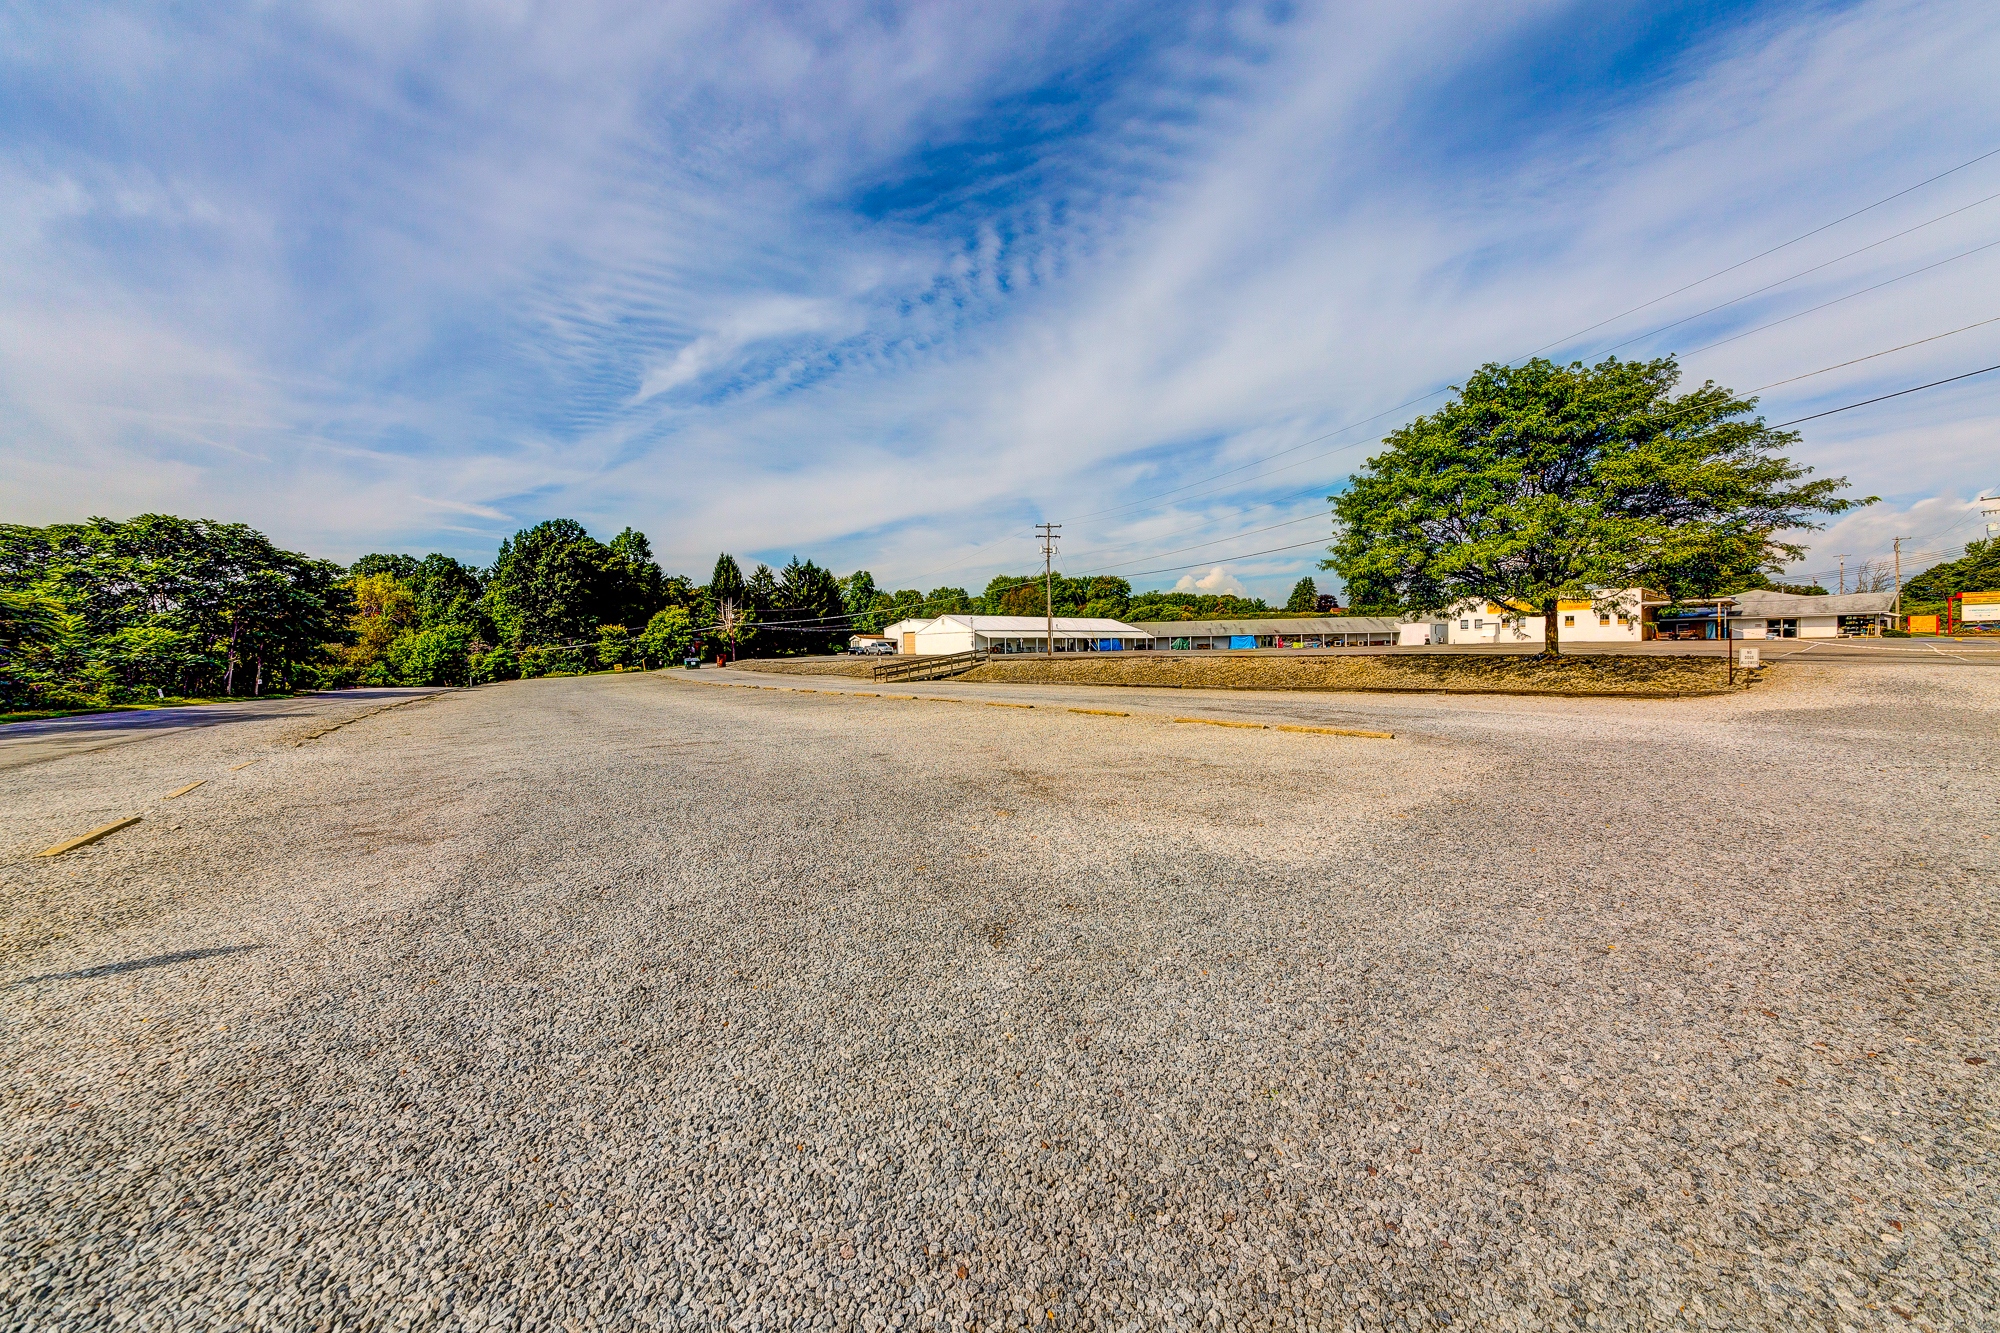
[{"x1": 872, "y1": 649, "x2": 989, "y2": 683}]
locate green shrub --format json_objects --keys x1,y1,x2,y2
[
  {"x1": 385, "y1": 623, "x2": 475, "y2": 686},
  {"x1": 472, "y1": 645, "x2": 519, "y2": 683},
  {"x1": 596, "y1": 624, "x2": 634, "y2": 669},
  {"x1": 637, "y1": 606, "x2": 695, "y2": 667}
]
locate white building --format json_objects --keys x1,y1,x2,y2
[
  {"x1": 1443, "y1": 600, "x2": 1543, "y2": 645},
  {"x1": 879, "y1": 615, "x2": 1154, "y2": 655},
  {"x1": 1552, "y1": 589, "x2": 1654, "y2": 642},
  {"x1": 1718, "y1": 590, "x2": 1896, "y2": 639},
  {"x1": 1444, "y1": 589, "x2": 1654, "y2": 644}
]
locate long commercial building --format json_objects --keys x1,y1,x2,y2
[
  {"x1": 879, "y1": 615, "x2": 1156, "y2": 655},
  {"x1": 1129, "y1": 617, "x2": 1433, "y2": 648}
]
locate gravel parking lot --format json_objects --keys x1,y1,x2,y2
[{"x1": 3, "y1": 664, "x2": 1996, "y2": 1331}]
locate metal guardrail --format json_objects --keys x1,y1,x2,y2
[{"x1": 872, "y1": 649, "x2": 989, "y2": 683}]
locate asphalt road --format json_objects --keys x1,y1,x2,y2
[
  {"x1": 3, "y1": 664, "x2": 1995, "y2": 1331},
  {"x1": 0, "y1": 689, "x2": 444, "y2": 772}
]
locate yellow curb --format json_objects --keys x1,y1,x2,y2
[
  {"x1": 37, "y1": 816, "x2": 142, "y2": 857},
  {"x1": 853, "y1": 692, "x2": 880, "y2": 697},
  {"x1": 1069, "y1": 708, "x2": 1129, "y2": 717},
  {"x1": 985, "y1": 702, "x2": 1034, "y2": 709},
  {"x1": 162, "y1": 780, "x2": 207, "y2": 800},
  {"x1": 228, "y1": 760, "x2": 260, "y2": 771},
  {"x1": 1172, "y1": 717, "x2": 1267, "y2": 729},
  {"x1": 1275, "y1": 724, "x2": 1396, "y2": 740}
]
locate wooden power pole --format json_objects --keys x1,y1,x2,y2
[
  {"x1": 1036, "y1": 523, "x2": 1061, "y2": 659},
  {"x1": 1893, "y1": 537, "x2": 1905, "y2": 621}
]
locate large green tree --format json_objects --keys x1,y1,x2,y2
[
  {"x1": 485, "y1": 520, "x2": 665, "y2": 649},
  {"x1": 1902, "y1": 537, "x2": 2000, "y2": 612},
  {"x1": 0, "y1": 515, "x2": 350, "y2": 703},
  {"x1": 1324, "y1": 356, "x2": 1872, "y2": 652},
  {"x1": 766, "y1": 558, "x2": 848, "y2": 654}
]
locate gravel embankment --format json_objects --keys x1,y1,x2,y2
[
  {"x1": 957, "y1": 652, "x2": 1751, "y2": 696},
  {"x1": 728, "y1": 657, "x2": 880, "y2": 678},
  {"x1": 2, "y1": 664, "x2": 1995, "y2": 1331}
]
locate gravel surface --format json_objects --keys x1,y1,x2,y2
[{"x1": 2, "y1": 665, "x2": 1995, "y2": 1331}]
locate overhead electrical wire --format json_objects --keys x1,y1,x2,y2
[
  {"x1": 1518, "y1": 144, "x2": 2000, "y2": 357},
  {"x1": 1745, "y1": 315, "x2": 2000, "y2": 390},
  {"x1": 1590, "y1": 189, "x2": 2000, "y2": 358},
  {"x1": 1764, "y1": 362, "x2": 2000, "y2": 428},
  {"x1": 1680, "y1": 237, "x2": 2000, "y2": 357},
  {"x1": 1054, "y1": 145, "x2": 2000, "y2": 528}
]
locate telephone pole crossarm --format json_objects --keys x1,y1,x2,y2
[{"x1": 1035, "y1": 523, "x2": 1062, "y2": 659}]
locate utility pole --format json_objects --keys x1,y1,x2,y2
[
  {"x1": 1036, "y1": 523, "x2": 1061, "y2": 659},
  {"x1": 1834, "y1": 554, "x2": 1851, "y2": 595},
  {"x1": 1893, "y1": 537, "x2": 1906, "y2": 621}
]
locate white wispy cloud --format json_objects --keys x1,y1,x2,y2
[{"x1": 2, "y1": 0, "x2": 1995, "y2": 599}]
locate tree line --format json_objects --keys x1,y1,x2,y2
[
  {"x1": 836, "y1": 573, "x2": 1337, "y2": 633},
  {"x1": 0, "y1": 517, "x2": 857, "y2": 710}
]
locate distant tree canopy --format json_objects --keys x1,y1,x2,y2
[
  {"x1": 1903, "y1": 537, "x2": 2000, "y2": 611},
  {"x1": 1325, "y1": 355, "x2": 1873, "y2": 650},
  {"x1": 1285, "y1": 578, "x2": 1318, "y2": 613},
  {"x1": 1124, "y1": 591, "x2": 1275, "y2": 621},
  {"x1": 0, "y1": 515, "x2": 351, "y2": 709},
  {"x1": 709, "y1": 553, "x2": 746, "y2": 610},
  {"x1": 482, "y1": 519, "x2": 670, "y2": 649}
]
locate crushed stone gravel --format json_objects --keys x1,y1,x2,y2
[{"x1": 1, "y1": 664, "x2": 1995, "y2": 1331}]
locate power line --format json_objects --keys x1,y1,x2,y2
[
  {"x1": 1592, "y1": 189, "x2": 2000, "y2": 358},
  {"x1": 1054, "y1": 146, "x2": 2000, "y2": 528},
  {"x1": 1522, "y1": 144, "x2": 2000, "y2": 357},
  {"x1": 1767, "y1": 362, "x2": 2000, "y2": 428},
  {"x1": 1681, "y1": 237, "x2": 2000, "y2": 358},
  {"x1": 1745, "y1": 315, "x2": 2000, "y2": 391}
]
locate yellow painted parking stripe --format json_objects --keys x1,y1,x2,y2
[
  {"x1": 1172, "y1": 717, "x2": 1266, "y2": 729},
  {"x1": 1069, "y1": 708, "x2": 1129, "y2": 717},
  {"x1": 1275, "y1": 724, "x2": 1395, "y2": 740},
  {"x1": 162, "y1": 780, "x2": 207, "y2": 799},
  {"x1": 37, "y1": 816, "x2": 142, "y2": 857},
  {"x1": 229, "y1": 760, "x2": 259, "y2": 771}
]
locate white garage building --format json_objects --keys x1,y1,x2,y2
[{"x1": 879, "y1": 615, "x2": 1155, "y2": 655}]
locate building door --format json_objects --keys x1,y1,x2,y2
[{"x1": 901, "y1": 632, "x2": 916, "y2": 654}]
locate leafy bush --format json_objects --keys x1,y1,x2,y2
[
  {"x1": 637, "y1": 606, "x2": 694, "y2": 666},
  {"x1": 596, "y1": 624, "x2": 634, "y2": 669},
  {"x1": 472, "y1": 645, "x2": 519, "y2": 683},
  {"x1": 385, "y1": 623, "x2": 475, "y2": 686}
]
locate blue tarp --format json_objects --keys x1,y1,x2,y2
[
  {"x1": 1229, "y1": 635, "x2": 1257, "y2": 649},
  {"x1": 1096, "y1": 639, "x2": 1121, "y2": 651}
]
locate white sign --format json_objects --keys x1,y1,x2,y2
[
  {"x1": 1736, "y1": 647, "x2": 1761, "y2": 668},
  {"x1": 1961, "y1": 601, "x2": 2000, "y2": 623}
]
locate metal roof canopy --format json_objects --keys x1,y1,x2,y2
[{"x1": 1131, "y1": 616, "x2": 1409, "y2": 636}]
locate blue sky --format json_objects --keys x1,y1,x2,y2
[{"x1": 4, "y1": 0, "x2": 1998, "y2": 599}]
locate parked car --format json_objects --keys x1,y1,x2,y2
[{"x1": 850, "y1": 639, "x2": 897, "y2": 655}]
